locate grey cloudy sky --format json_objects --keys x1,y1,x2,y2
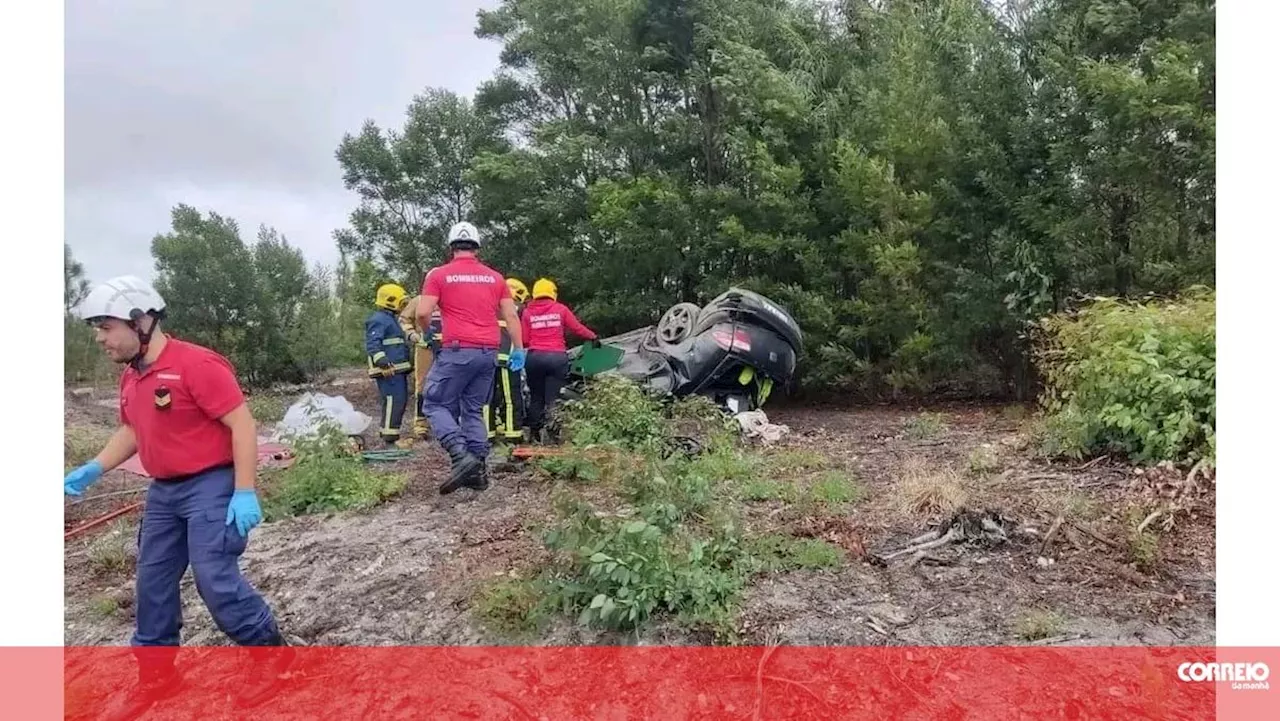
[{"x1": 66, "y1": 0, "x2": 502, "y2": 284}]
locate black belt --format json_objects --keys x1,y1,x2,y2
[{"x1": 154, "y1": 462, "x2": 234, "y2": 484}]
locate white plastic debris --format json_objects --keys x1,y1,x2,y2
[
  {"x1": 735, "y1": 410, "x2": 790, "y2": 444},
  {"x1": 273, "y1": 392, "x2": 371, "y2": 440}
]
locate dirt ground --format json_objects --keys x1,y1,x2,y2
[{"x1": 63, "y1": 375, "x2": 1215, "y2": 647}]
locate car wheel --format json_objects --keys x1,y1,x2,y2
[{"x1": 657, "y1": 302, "x2": 701, "y2": 345}]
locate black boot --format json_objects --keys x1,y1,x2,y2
[
  {"x1": 468, "y1": 462, "x2": 491, "y2": 491},
  {"x1": 98, "y1": 664, "x2": 183, "y2": 721},
  {"x1": 234, "y1": 630, "x2": 297, "y2": 710},
  {"x1": 440, "y1": 445, "x2": 482, "y2": 495}
]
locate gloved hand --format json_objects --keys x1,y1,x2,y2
[
  {"x1": 225, "y1": 489, "x2": 263, "y2": 538},
  {"x1": 589, "y1": 339, "x2": 603, "y2": 349},
  {"x1": 508, "y1": 348, "x2": 527, "y2": 372},
  {"x1": 374, "y1": 355, "x2": 393, "y2": 369},
  {"x1": 65, "y1": 460, "x2": 104, "y2": 497},
  {"x1": 408, "y1": 331, "x2": 422, "y2": 345}
]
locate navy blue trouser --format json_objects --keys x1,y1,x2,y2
[
  {"x1": 423, "y1": 347, "x2": 497, "y2": 459},
  {"x1": 130, "y1": 465, "x2": 278, "y2": 649},
  {"x1": 374, "y1": 372, "x2": 410, "y2": 442}
]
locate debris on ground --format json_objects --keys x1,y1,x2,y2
[
  {"x1": 274, "y1": 392, "x2": 372, "y2": 440},
  {"x1": 790, "y1": 515, "x2": 868, "y2": 561},
  {"x1": 736, "y1": 410, "x2": 790, "y2": 444},
  {"x1": 873, "y1": 508, "x2": 1015, "y2": 564}
]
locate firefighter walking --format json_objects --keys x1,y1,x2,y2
[
  {"x1": 63, "y1": 275, "x2": 291, "y2": 718},
  {"x1": 416, "y1": 221, "x2": 525, "y2": 493},
  {"x1": 366, "y1": 283, "x2": 414, "y2": 447}
]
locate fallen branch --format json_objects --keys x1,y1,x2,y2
[
  {"x1": 1071, "y1": 521, "x2": 1119, "y2": 548},
  {"x1": 1073, "y1": 456, "x2": 1108, "y2": 471},
  {"x1": 1038, "y1": 515, "x2": 1065, "y2": 556},
  {"x1": 881, "y1": 527, "x2": 962, "y2": 560},
  {"x1": 1029, "y1": 634, "x2": 1085, "y2": 646},
  {"x1": 1135, "y1": 509, "x2": 1164, "y2": 535}
]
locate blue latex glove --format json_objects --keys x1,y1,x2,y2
[
  {"x1": 65, "y1": 460, "x2": 104, "y2": 497},
  {"x1": 508, "y1": 348, "x2": 527, "y2": 372},
  {"x1": 225, "y1": 489, "x2": 263, "y2": 538}
]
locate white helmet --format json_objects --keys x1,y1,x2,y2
[
  {"x1": 447, "y1": 221, "x2": 481, "y2": 247},
  {"x1": 77, "y1": 275, "x2": 167, "y2": 323}
]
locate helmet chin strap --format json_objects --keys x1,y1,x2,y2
[{"x1": 127, "y1": 309, "x2": 157, "y2": 371}]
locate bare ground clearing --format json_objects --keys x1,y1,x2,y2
[{"x1": 64, "y1": 377, "x2": 1214, "y2": 647}]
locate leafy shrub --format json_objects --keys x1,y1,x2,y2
[
  {"x1": 541, "y1": 514, "x2": 748, "y2": 634},
  {"x1": 263, "y1": 424, "x2": 406, "y2": 518},
  {"x1": 557, "y1": 375, "x2": 669, "y2": 453},
  {"x1": 1033, "y1": 288, "x2": 1215, "y2": 465}
]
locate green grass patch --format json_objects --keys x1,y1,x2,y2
[
  {"x1": 86, "y1": 520, "x2": 136, "y2": 577},
  {"x1": 808, "y1": 471, "x2": 861, "y2": 507},
  {"x1": 766, "y1": 448, "x2": 829, "y2": 473},
  {"x1": 745, "y1": 534, "x2": 845, "y2": 571},
  {"x1": 89, "y1": 595, "x2": 120, "y2": 618},
  {"x1": 472, "y1": 578, "x2": 549, "y2": 639},
  {"x1": 65, "y1": 424, "x2": 112, "y2": 471},
  {"x1": 262, "y1": 425, "x2": 406, "y2": 518},
  {"x1": 967, "y1": 445, "x2": 1001, "y2": 475},
  {"x1": 1015, "y1": 609, "x2": 1066, "y2": 641},
  {"x1": 739, "y1": 477, "x2": 792, "y2": 502},
  {"x1": 905, "y1": 412, "x2": 948, "y2": 439}
]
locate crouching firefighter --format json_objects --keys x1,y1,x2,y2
[
  {"x1": 63, "y1": 275, "x2": 292, "y2": 718},
  {"x1": 366, "y1": 283, "x2": 414, "y2": 447},
  {"x1": 398, "y1": 292, "x2": 443, "y2": 439},
  {"x1": 484, "y1": 277, "x2": 529, "y2": 444}
]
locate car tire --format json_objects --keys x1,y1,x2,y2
[{"x1": 657, "y1": 302, "x2": 701, "y2": 345}]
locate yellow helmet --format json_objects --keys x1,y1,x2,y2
[
  {"x1": 532, "y1": 278, "x2": 558, "y2": 300},
  {"x1": 506, "y1": 278, "x2": 529, "y2": 304},
  {"x1": 375, "y1": 283, "x2": 408, "y2": 311}
]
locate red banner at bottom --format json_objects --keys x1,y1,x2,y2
[{"x1": 3, "y1": 646, "x2": 1276, "y2": 719}]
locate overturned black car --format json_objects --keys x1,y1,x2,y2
[{"x1": 565, "y1": 288, "x2": 803, "y2": 413}]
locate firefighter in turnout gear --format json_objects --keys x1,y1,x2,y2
[
  {"x1": 398, "y1": 292, "x2": 444, "y2": 439},
  {"x1": 366, "y1": 283, "x2": 413, "y2": 446},
  {"x1": 484, "y1": 278, "x2": 529, "y2": 443}
]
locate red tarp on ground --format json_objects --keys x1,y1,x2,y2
[{"x1": 116, "y1": 439, "x2": 294, "y2": 478}]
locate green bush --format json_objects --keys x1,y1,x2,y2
[
  {"x1": 541, "y1": 511, "x2": 748, "y2": 634},
  {"x1": 263, "y1": 425, "x2": 406, "y2": 518},
  {"x1": 1033, "y1": 288, "x2": 1215, "y2": 465},
  {"x1": 557, "y1": 375, "x2": 669, "y2": 453}
]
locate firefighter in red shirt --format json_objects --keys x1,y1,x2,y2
[
  {"x1": 63, "y1": 276, "x2": 290, "y2": 715},
  {"x1": 416, "y1": 221, "x2": 525, "y2": 493},
  {"x1": 521, "y1": 278, "x2": 598, "y2": 443}
]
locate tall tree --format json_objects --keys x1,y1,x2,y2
[
  {"x1": 64, "y1": 244, "x2": 91, "y2": 312},
  {"x1": 334, "y1": 88, "x2": 508, "y2": 285}
]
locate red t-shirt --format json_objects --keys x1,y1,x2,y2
[
  {"x1": 422, "y1": 257, "x2": 510, "y2": 348},
  {"x1": 520, "y1": 298, "x2": 597, "y2": 352},
  {"x1": 118, "y1": 338, "x2": 244, "y2": 479}
]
